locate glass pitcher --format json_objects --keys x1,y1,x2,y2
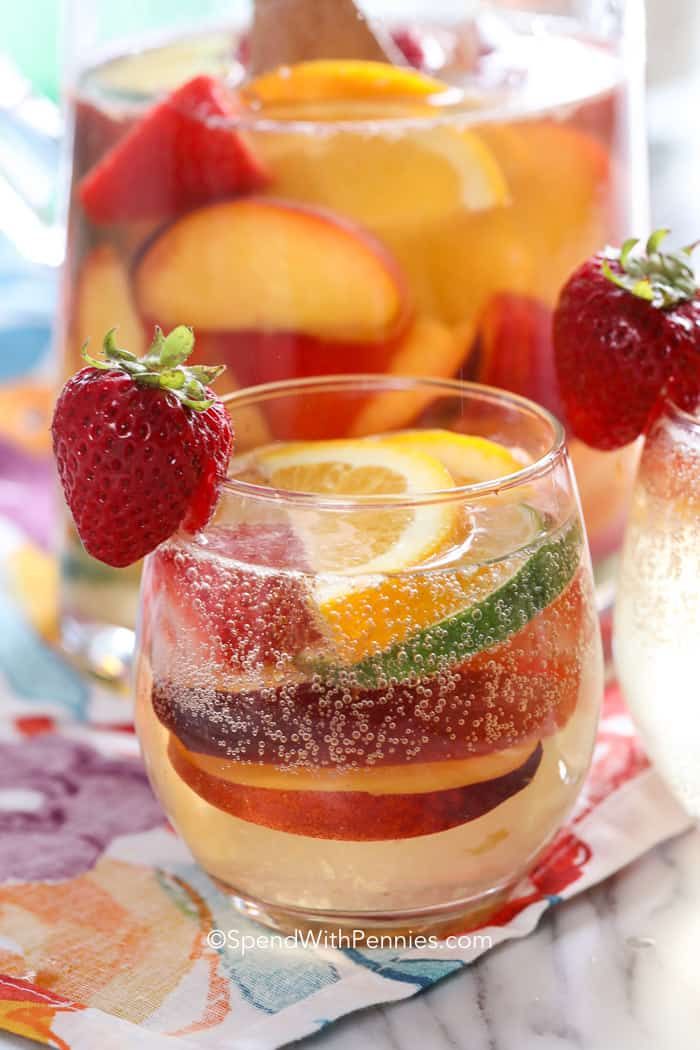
[{"x1": 55, "y1": 0, "x2": 648, "y2": 681}]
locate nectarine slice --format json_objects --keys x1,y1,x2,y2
[
  {"x1": 169, "y1": 733, "x2": 543, "y2": 840},
  {"x1": 71, "y1": 244, "x2": 146, "y2": 365},
  {"x1": 349, "y1": 316, "x2": 475, "y2": 436},
  {"x1": 170, "y1": 736, "x2": 537, "y2": 794},
  {"x1": 133, "y1": 198, "x2": 409, "y2": 342}
]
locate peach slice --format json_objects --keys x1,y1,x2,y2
[
  {"x1": 569, "y1": 438, "x2": 640, "y2": 562},
  {"x1": 349, "y1": 316, "x2": 475, "y2": 436},
  {"x1": 244, "y1": 59, "x2": 449, "y2": 104},
  {"x1": 170, "y1": 736, "x2": 536, "y2": 795},
  {"x1": 133, "y1": 198, "x2": 409, "y2": 342},
  {"x1": 477, "y1": 121, "x2": 613, "y2": 300},
  {"x1": 71, "y1": 244, "x2": 146, "y2": 366},
  {"x1": 169, "y1": 733, "x2": 543, "y2": 840}
]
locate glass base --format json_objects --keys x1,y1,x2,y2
[
  {"x1": 61, "y1": 615, "x2": 135, "y2": 688},
  {"x1": 213, "y1": 877, "x2": 516, "y2": 943}
]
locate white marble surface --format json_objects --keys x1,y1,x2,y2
[{"x1": 289, "y1": 826, "x2": 700, "y2": 1050}]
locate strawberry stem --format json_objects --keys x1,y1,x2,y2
[
  {"x1": 602, "y1": 228, "x2": 698, "y2": 309},
  {"x1": 80, "y1": 326, "x2": 225, "y2": 411}
]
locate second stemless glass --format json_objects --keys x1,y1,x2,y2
[
  {"x1": 614, "y1": 400, "x2": 700, "y2": 819},
  {"x1": 135, "y1": 376, "x2": 603, "y2": 936},
  {"x1": 59, "y1": 0, "x2": 646, "y2": 674}
]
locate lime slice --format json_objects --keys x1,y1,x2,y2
[{"x1": 307, "y1": 520, "x2": 582, "y2": 688}]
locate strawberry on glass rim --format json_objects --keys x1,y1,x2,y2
[
  {"x1": 52, "y1": 326, "x2": 233, "y2": 568},
  {"x1": 554, "y1": 229, "x2": 700, "y2": 451}
]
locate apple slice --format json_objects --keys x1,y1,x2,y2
[
  {"x1": 169, "y1": 733, "x2": 543, "y2": 840},
  {"x1": 349, "y1": 316, "x2": 475, "y2": 436},
  {"x1": 71, "y1": 244, "x2": 146, "y2": 364},
  {"x1": 134, "y1": 198, "x2": 410, "y2": 343}
]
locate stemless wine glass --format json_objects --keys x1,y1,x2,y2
[
  {"x1": 134, "y1": 375, "x2": 603, "y2": 937},
  {"x1": 58, "y1": 0, "x2": 646, "y2": 680},
  {"x1": 614, "y1": 399, "x2": 700, "y2": 819}
]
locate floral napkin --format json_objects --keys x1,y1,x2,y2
[{"x1": 0, "y1": 433, "x2": 692, "y2": 1050}]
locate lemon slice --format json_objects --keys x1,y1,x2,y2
[
  {"x1": 388, "y1": 429, "x2": 525, "y2": 484},
  {"x1": 314, "y1": 432, "x2": 541, "y2": 661},
  {"x1": 255, "y1": 436, "x2": 457, "y2": 576},
  {"x1": 244, "y1": 59, "x2": 450, "y2": 105},
  {"x1": 258, "y1": 123, "x2": 508, "y2": 231},
  {"x1": 388, "y1": 429, "x2": 538, "y2": 531}
]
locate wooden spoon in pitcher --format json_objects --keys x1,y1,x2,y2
[{"x1": 248, "y1": 0, "x2": 402, "y2": 75}]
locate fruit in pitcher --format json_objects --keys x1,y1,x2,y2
[
  {"x1": 554, "y1": 230, "x2": 700, "y2": 450},
  {"x1": 479, "y1": 121, "x2": 611, "y2": 295},
  {"x1": 409, "y1": 120, "x2": 611, "y2": 326},
  {"x1": 475, "y1": 293, "x2": 564, "y2": 418},
  {"x1": 244, "y1": 59, "x2": 449, "y2": 104},
  {"x1": 72, "y1": 244, "x2": 146, "y2": 358},
  {"x1": 52, "y1": 327, "x2": 233, "y2": 567},
  {"x1": 134, "y1": 198, "x2": 410, "y2": 342},
  {"x1": 391, "y1": 28, "x2": 428, "y2": 69},
  {"x1": 186, "y1": 328, "x2": 399, "y2": 391},
  {"x1": 348, "y1": 317, "x2": 475, "y2": 435},
  {"x1": 73, "y1": 99, "x2": 134, "y2": 178},
  {"x1": 79, "y1": 75, "x2": 268, "y2": 224},
  {"x1": 168, "y1": 733, "x2": 543, "y2": 840},
  {"x1": 255, "y1": 58, "x2": 507, "y2": 233}
]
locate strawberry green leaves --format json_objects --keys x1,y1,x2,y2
[
  {"x1": 81, "y1": 326, "x2": 225, "y2": 411},
  {"x1": 601, "y1": 229, "x2": 698, "y2": 309}
]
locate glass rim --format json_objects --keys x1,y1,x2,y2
[
  {"x1": 219, "y1": 374, "x2": 567, "y2": 509},
  {"x1": 75, "y1": 9, "x2": 622, "y2": 136}
]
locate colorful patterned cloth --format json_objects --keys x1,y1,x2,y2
[{"x1": 0, "y1": 449, "x2": 692, "y2": 1049}]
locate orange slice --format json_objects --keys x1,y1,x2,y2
[
  {"x1": 255, "y1": 435, "x2": 457, "y2": 575},
  {"x1": 244, "y1": 59, "x2": 450, "y2": 104}
]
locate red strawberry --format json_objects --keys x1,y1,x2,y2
[
  {"x1": 476, "y1": 293, "x2": 564, "y2": 419},
  {"x1": 52, "y1": 326, "x2": 233, "y2": 568},
  {"x1": 79, "y1": 76, "x2": 268, "y2": 225},
  {"x1": 150, "y1": 523, "x2": 321, "y2": 674},
  {"x1": 554, "y1": 230, "x2": 700, "y2": 450}
]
